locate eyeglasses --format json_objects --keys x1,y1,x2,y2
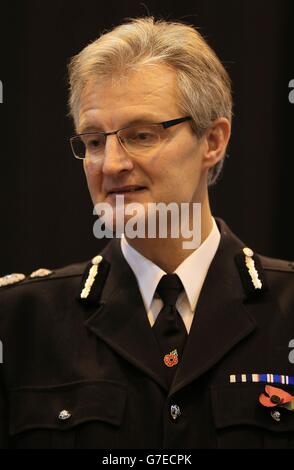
[{"x1": 69, "y1": 116, "x2": 192, "y2": 161}]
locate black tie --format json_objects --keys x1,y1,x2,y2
[{"x1": 153, "y1": 274, "x2": 188, "y2": 387}]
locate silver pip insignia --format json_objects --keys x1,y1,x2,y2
[
  {"x1": 0, "y1": 273, "x2": 26, "y2": 287},
  {"x1": 29, "y1": 268, "x2": 53, "y2": 278}
]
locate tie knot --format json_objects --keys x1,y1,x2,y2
[{"x1": 156, "y1": 274, "x2": 183, "y2": 306}]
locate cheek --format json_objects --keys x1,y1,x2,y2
[
  {"x1": 155, "y1": 146, "x2": 200, "y2": 183},
  {"x1": 83, "y1": 158, "x2": 102, "y2": 177},
  {"x1": 83, "y1": 160, "x2": 102, "y2": 198},
  {"x1": 160, "y1": 154, "x2": 202, "y2": 200}
]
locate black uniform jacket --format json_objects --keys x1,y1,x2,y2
[{"x1": 0, "y1": 219, "x2": 293, "y2": 449}]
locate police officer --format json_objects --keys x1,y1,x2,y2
[{"x1": 0, "y1": 17, "x2": 293, "y2": 449}]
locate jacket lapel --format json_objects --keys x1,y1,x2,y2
[
  {"x1": 170, "y1": 220, "x2": 258, "y2": 394},
  {"x1": 84, "y1": 220, "x2": 271, "y2": 395},
  {"x1": 84, "y1": 239, "x2": 168, "y2": 391}
]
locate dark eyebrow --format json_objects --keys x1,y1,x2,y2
[{"x1": 78, "y1": 114, "x2": 163, "y2": 134}]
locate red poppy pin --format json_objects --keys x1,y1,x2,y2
[
  {"x1": 164, "y1": 349, "x2": 179, "y2": 367},
  {"x1": 259, "y1": 385, "x2": 294, "y2": 412}
]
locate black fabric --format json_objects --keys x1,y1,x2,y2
[
  {"x1": 0, "y1": 220, "x2": 294, "y2": 449},
  {"x1": 153, "y1": 274, "x2": 187, "y2": 387}
]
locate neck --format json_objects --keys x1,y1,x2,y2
[{"x1": 125, "y1": 192, "x2": 213, "y2": 273}]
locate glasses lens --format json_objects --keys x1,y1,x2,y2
[
  {"x1": 119, "y1": 125, "x2": 161, "y2": 155},
  {"x1": 70, "y1": 134, "x2": 105, "y2": 160}
]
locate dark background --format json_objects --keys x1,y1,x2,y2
[{"x1": 0, "y1": 0, "x2": 293, "y2": 275}]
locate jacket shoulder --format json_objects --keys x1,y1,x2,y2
[
  {"x1": 259, "y1": 255, "x2": 294, "y2": 273},
  {"x1": 0, "y1": 260, "x2": 89, "y2": 292}
]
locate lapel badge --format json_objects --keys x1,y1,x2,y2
[
  {"x1": 80, "y1": 255, "x2": 103, "y2": 299},
  {"x1": 164, "y1": 349, "x2": 179, "y2": 367},
  {"x1": 0, "y1": 272, "x2": 26, "y2": 287},
  {"x1": 259, "y1": 385, "x2": 294, "y2": 421}
]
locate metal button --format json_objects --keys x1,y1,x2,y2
[
  {"x1": 170, "y1": 404, "x2": 181, "y2": 420},
  {"x1": 271, "y1": 410, "x2": 281, "y2": 422},
  {"x1": 58, "y1": 409, "x2": 71, "y2": 421}
]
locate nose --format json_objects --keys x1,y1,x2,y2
[{"x1": 101, "y1": 134, "x2": 134, "y2": 176}]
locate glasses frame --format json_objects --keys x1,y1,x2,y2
[{"x1": 69, "y1": 116, "x2": 192, "y2": 160}]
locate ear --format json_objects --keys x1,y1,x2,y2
[{"x1": 201, "y1": 118, "x2": 231, "y2": 171}]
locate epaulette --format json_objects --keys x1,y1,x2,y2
[
  {"x1": 0, "y1": 268, "x2": 53, "y2": 288},
  {"x1": 235, "y1": 247, "x2": 268, "y2": 299},
  {"x1": 78, "y1": 254, "x2": 110, "y2": 306},
  {"x1": 0, "y1": 260, "x2": 90, "y2": 289}
]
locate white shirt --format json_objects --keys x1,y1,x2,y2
[{"x1": 120, "y1": 218, "x2": 220, "y2": 333}]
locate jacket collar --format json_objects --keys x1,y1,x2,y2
[
  {"x1": 84, "y1": 238, "x2": 168, "y2": 390},
  {"x1": 83, "y1": 220, "x2": 266, "y2": 394}
]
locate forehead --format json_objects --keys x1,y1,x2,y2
[{"x1": 78, "y1": 64, "x2": 181, "y2": 130}]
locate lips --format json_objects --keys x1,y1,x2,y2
[{"x1": 107, "y1": 185, "x2": 146, "y2": 195}]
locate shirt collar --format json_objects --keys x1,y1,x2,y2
[
  {"x1": 120, "y1": 217, "x2": 220, "y2": 312},
  {"x1": 174, "y1": 218, "x2": 220, "y2": 311}
]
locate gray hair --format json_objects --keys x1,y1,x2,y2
[{"x1": 68, "y1": 17, "x2": 232, "y2": 185}]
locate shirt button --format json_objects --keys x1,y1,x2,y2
[
  {"x1": 170, "y1": 404, "x2": 181, "y2": 420},
  {"x1": 58, "y1": 409, "x2": 71, "y2": 421}
]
